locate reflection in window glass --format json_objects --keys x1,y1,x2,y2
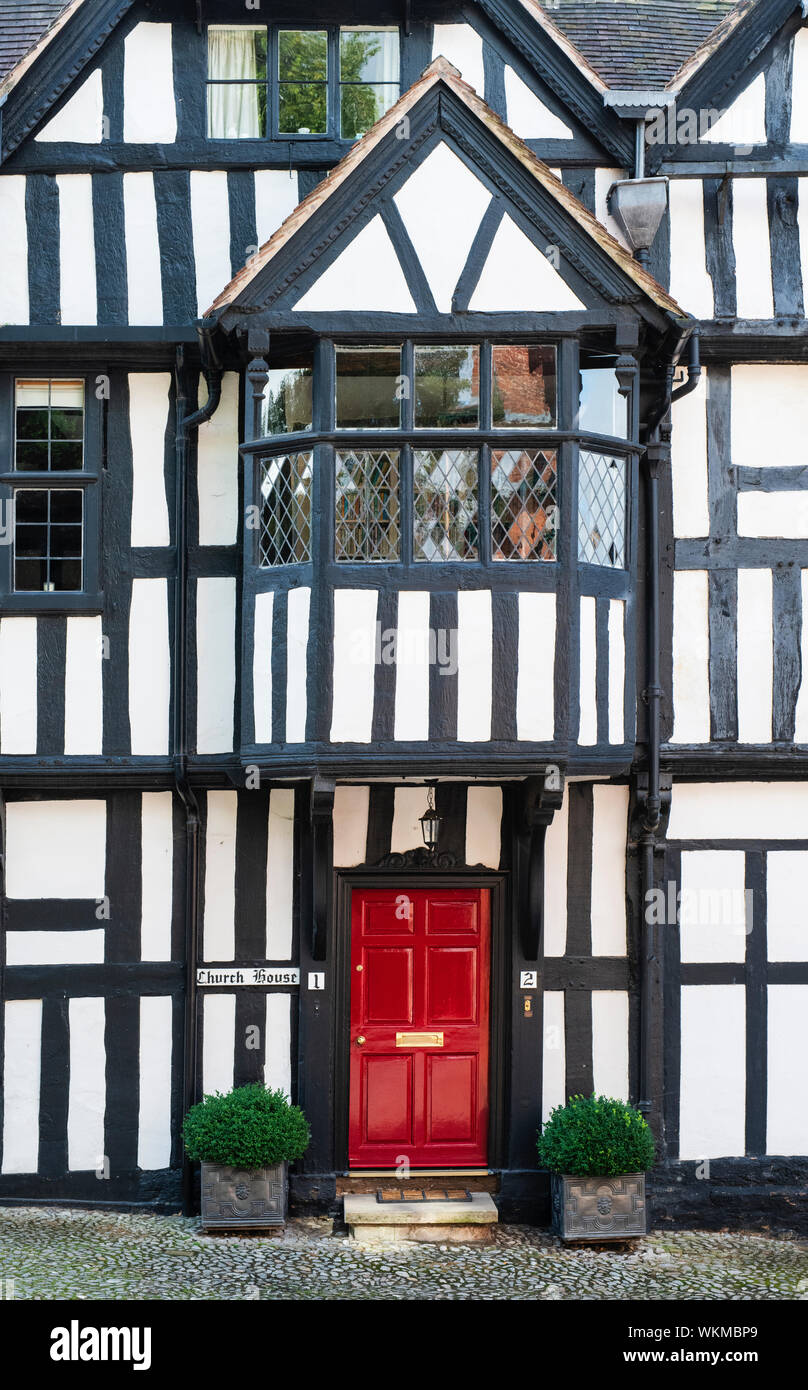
[
  {"x1": 415, "y1": 346, "x2": 479, "y2": 428},
  {"x1": 261, "y1": 364, "x2": 313, "y2": 435},
  {"x1": 578, "y1": 366, "x2": 629, "y2": 439},
  {"x1": 335, "y1": 450, "x2": 400, "y2": 561},
  {"x1": 259, "y1": 452, "x2": 312, "y2": 566},
  {"x1": 15, "y1": 379, "x2": 84, "y2": 471},
  {"x1": 413, "y1": 449, "x2": 479, "y2": 561},
  {"x1": 339, "y1": 28, "x2": 400, "y2": 139},
  {"x1": 207, "y1": 26, "x2": 267, "y2": 138},
  {"x1": 491, "y1": 449, "x2": 558, "y2": 561},
  {"x1": 578, "y1": 451, "x2": 626, "y2": 568},
  {"x1": 492, "y1": 345, "x2": 556, "y2": 427},
  {"x1": 278, "y1": 29, "x2": 328, "y2": 134},
  {"x1": 336, "y1": 346, "x2": 401, "y2": 429},
  {"x1": 14, "y1": 488, "x2": 83, "y2": 591}
]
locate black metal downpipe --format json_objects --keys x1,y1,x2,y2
[
  {"x1": 174, "y1": 331, "x2": 223, "y2": 1217},
  {"x1": 638, "y1": 329, "x2": 699, "y2": 1116}
]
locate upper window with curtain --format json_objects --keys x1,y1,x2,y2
[
  {"x1": 207, "y1": 26, "x2": 268, "y2": 139},
  {"x1": 206, "y1": 25, "x2": 400, "y2": 140}
]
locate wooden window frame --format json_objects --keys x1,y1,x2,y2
[{"x1": 0, "y1": 372, "x2": 103, "y2": 613}]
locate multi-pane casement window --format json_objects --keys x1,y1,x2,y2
[
  {"x1": 207, "y1": 25, "x2": 400, "y2": 140},
  {"x1": 252, "y1": 341, "x2": 631, "y2": 571},
  {"x1": 0, "y1": 376, "x2": 101, "y2": 609}
]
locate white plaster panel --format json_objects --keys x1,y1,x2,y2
[
  {"x1": 129, "y1": 373, "x2": 171, "y2": 546},
  {"x1": 267, "y1": 788, "x2": 295, "y2": 960},
  {"x1": 470, "y1": 213, "x2": 585, "y2": 311},
  {"x1": 393, "y1": 590, "x2": 431, "y2": 742},
  {"x1": 36, "y1": 69, "x2": 104, "y2": 142},
  {"x1": 57, "y1": 175, "x2": 96, "y2": 325},
  {"x1": 578, "y1": 595, "x2": 597, "y2": 745},
  {"x1": 253, "y1": 590, "x2": 274, "y2": 745},
  {"x1": 197, "y1": 370, "x2": 239, "y2": 545},
  {"x1": 668, "y1": 179, "x2": 714, "y2": 319},
  {"x1": 517, "y1": 592, "x2": 556, "y2": 741},
  {"x1": 504, "y1": 66, "x2": 573, "y2": 138},
  {"x1": 140, "y1": 791, "x2": 174, "y2": 962},
  {"x1": 333, "y1": 785, "x2": 370, "y2": 868},
  {"x1": 591, "y1": 992, "x2": 629, "y2": 1101},
  {"x1": 5, "y1": 930, "x2": 105, "y2": 965},
  {"x1": 679, "y1": 851, "x2": 748, "y2": 964},
  {"x1": 766, "y1": 852, "x2": 808, "y2": 961},
  {"x1": 285, "y1": 588, "x2": 310, "y2": 743},
  {"x1": 294, "y1": 216, "x2": 416, "y2": 313},
  {"x1": 591, "y1": 785, "x2": 628, "y2": 956},
  {"x1": 671, "y1": 369, "x2": 709, "y2": 537},
  {"x1": 543, "y1": 784, "x2": 568, "y2": 957},
  {"x1": 64, "y1": 615, "x2": 103, "y2": 756},
  {"x1": 0, "y1": 617, "x2": 37, "y2": 753},
  {"x1": 67, "y1": 997, "x2": 106, "y2": 1171},
  {"x1": 1, "y1": 1000, "x2": 41, "y2": 1173},
  {"x1": 123, "y1": 172, "x2": 163, "y2": 325},
  {"x1": 732, "y1": 178, "x2": 774, "y2": 319},
  {"x1": 129, "y1": 578, "x2": 171, "y2": 756},
  {"x1": 431, "y1": 23, "x2": 484, "y2": 92},
  {"x1": 671, "y1": 570, "x2": 710, "y2": 744},
  {"x1": 737, "y1": 568, "x2": 773, "y2": 744},
  {"x1": 196, "y1": 577, "x2": 236, "y2": 754},
  {"x1": 668, "y1": 782, "x2": 808, "y2": 840},
  {"x1": 0, "y1": 176, "x2": 29, "y2": 323},
  {"x1": 767, "y1": 985, "x2": 808, "y2": 1152},
  {"x1": 456, "y1": 589, "x2": 492, "y2": 741},
  {"x1": 123, "y1": 23, "x2": 177, "y2": 143},
  {"x1": 465, "y1": 786, "x2": 502, "y2": 869},
  {"x1": 203, "y1": 789, "x2": 237, "y2": 962},
  {"x1": 5, "y1": 799, "x2": 106, "y2": 898},
  {"x1": 331, "y1": 589, "x2": 378, "y2": 743},
  {"x1": 731, "y1": 364, "x2": 808, "y2": 469},
  {"x1": 265, "y1": 994, "x2": 292, "y2": 1095},
  {"x1": 542, "y1": 991, "x2": 565, "y2": 1123},
  {"x1": 679, "y1": 985, "x2": 746, "y2": 1159},
  {"x1": 202, "y1": 994, "x2": 235, "y2": 1095},
  {"x1": 138, "y1": 996, "x2": 173, "y2": 1170}
]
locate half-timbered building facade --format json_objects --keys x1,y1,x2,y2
[{"x1": 0, "y1": 0, "x2": 806, "y2": 1227}]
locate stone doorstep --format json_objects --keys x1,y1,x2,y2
[{"x1": 344, "y1": 1192, "x2": 499, "y2": 1245}]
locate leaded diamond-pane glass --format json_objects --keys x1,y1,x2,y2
[
  {"x1": 491, "y1": 449, "x2": 558, "y2": 561},
  {"x1": 413, "y1": 449, "x2": 479, "y2": 562},
  {"x1": 578, "y1": 450, "x2": 626, "y2": 568},
  {"x1": 335, "y1": 450, "x2": 400, "y2": 561},
  {"x1": 259, "y1": 452, "x2": 312, "y2": 566}
]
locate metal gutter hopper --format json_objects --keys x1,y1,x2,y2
[
  {"x1": 603, "y1": 90, "x2": 675, "y2": 119},
  {"x1": 607, "y1": 177, "x2": 669, "y2": 266}
]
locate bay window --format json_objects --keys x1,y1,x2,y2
[{"x1": 251, "y1": 340, "x2": 631, "y2": 573}]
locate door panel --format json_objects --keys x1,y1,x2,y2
[{"x1": 349, "y1": 886, "x2": 490, "y2": 1168}]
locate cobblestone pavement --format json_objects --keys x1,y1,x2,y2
[{"x1": 0, "y1": 1207, "x2": 806, "y2": 1300}]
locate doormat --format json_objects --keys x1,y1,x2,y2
[{"x1": 376, "y1": 1188, "x2": 472, "y2": 1204}]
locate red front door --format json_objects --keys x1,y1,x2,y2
[{"x1": 349, "y1": 887, "x2": 490, "y2": 1168}]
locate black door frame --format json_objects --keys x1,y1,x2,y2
[{"x1": 333, "y1": 870, "x2": 509, "y2": 1172}]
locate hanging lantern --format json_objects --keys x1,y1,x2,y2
[{"x1": 419, "y1": 784, "x2": 442, "y2": 852}]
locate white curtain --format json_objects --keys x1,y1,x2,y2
[{"x1": 208, "y1": 27, "x2": 262, "y2": 139}]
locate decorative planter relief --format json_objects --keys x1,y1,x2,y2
[
  {"x1": 200, "y1": 1161, "x2": 287, "y2": 1231},
  {"x1": 551, "y1": 1171, "x2": 647, "y2": 1241}
]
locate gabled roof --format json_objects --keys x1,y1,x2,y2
[
  {"x1": 537, "y1": 0, "x2": 742, "y2": 89},
  {"x1": 208, "y1": 58, "x2": 687, "y2": 324}
]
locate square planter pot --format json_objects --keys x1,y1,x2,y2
[
  {"x1": 551, "y1": 1171, "x2": 647, "y2": 1242},
  {"x1": 200, "y1": 1162, "x2": 287, "y2": 1231}
]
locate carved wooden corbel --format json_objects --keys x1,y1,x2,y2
[{"x1": 517, "y1": 767, "x2": 566, "y2": 961}]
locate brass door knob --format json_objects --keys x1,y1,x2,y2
[
  {"x1": 356, "y1": 1035, "x2": 366, "y2": 1045},
  {"x1": 356, "y1": 964, "x2": 363, "y2": 972}
]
